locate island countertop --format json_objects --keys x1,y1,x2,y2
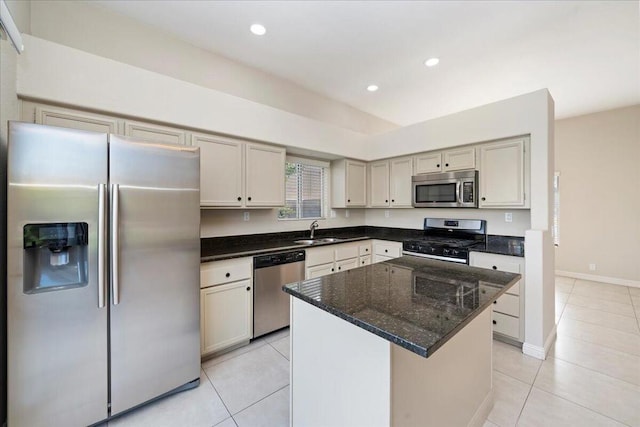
[{"x1": 283, "y1": 255, "x2": 521, "y2": 358}]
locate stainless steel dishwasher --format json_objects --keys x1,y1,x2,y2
[{"x1": 253, "y1": 250, "x2": 306, "y2": 338}]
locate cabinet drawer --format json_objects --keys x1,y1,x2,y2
[
  {"x1": 359, "y1": 243, "x2": 372, "y2": 256},
  {"x1": 306, "y1": 247, "x2": 335, "y2": 267},
  {"x1": 470, "y1": 252, "x2": 522, "y2": 274},
  {"x1": 335, "y1": 243, "x2": 359, "y2": 261},
  {"x1": 493, "y1": 312, "x2": 520, "y2": 339},
  {"x1": 336, "y1": 257, "x2": 358, "y2": 272},
  {"x1": 201, "y1": 258, "x2": 252, "y2": 288},
  {"x1": 493, "y1": 293, "x2": 520, "y2": 317},
  {"x1": 375, "y1": 244, "x2": 401, "y2": 258},
  {"x1": 359, "y1": 255, "x2": 371, "y2": 266}
]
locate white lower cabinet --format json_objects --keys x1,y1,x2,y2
[
  {"x1": 372, "y1": 240, "x2": 403, "y2": 263},
  {"x1": 336, "y1": 257, "x2": 359, "y2": 272},
  {"x1": 306, "y1": 263, "x2": 335, "y2": 279},
  {"x1": 200, "y1": 257, "x2": 253, "y2": 356},
  {"x1": 470, "y1": 251, "x2": 525, "y2": 342}
]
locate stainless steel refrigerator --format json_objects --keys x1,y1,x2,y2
[{"x1": 7, "y1": 122, "x2": 201, "y2": 426}]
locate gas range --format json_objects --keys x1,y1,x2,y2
[{"x1": 403, "y1": 218, "x2": 487, "y2": 264}]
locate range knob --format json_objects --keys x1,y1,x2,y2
[
  {"x1": 430, "y1": 247, "x2": 436, "y2": 253},
  {"x1": 442, "y1": 248, "x2": 451, "y2": 256},
  {"x1": 452, "y1": 249, "x2": 459, "y2": 256}
]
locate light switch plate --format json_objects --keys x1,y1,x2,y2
[
  {"x1": 384, "y1": 210, "x2": 390, "y2": 218},
  {"x1": 505, "y1": 212, "x2": 513, "y2": 222},
  {"x1": 243, "y1": 212, "x2": 250, "y2": 221},
  {"x1": 345, "y1": 209, "x2": 350, "y2": 218},
  {"x1": 330, "y1": 209, "x2": 336, "y2": 218}
]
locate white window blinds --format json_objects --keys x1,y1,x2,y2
[{"x1": 279, "y1": 161, "x2": 325, "y2": 219}]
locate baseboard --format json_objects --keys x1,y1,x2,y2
[
  {"x1": 467, "y1": 389, "x2": 494, "y2": 427},
  {"x1": 556, "y1": 270, "x2": 640, "y2": 288},
  {"x1": 522, "y1": 324, "x2": 557, "y2": 360}
]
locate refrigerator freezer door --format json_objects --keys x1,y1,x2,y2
[
  {"x1": 7, "y1": 122, "x2": 109, "y2": 426},
  {"x1": 108, "y1": 135, "x2": 201, "y2": 415}
]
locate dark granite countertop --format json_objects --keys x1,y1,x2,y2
[
  {"x1": 201, "y1": 226, "x2": 525, "y2": 262},
  {"x1": 283, "y1": 255, "x2": 520, "y2": 358}
]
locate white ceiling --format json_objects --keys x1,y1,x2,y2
[{"x1": 93, "y1": 0, "x2": 639, "y2": 127}]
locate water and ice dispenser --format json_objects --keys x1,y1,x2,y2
[{"x1": 23, "y1": 222, "x2": 89, "y2": 294}]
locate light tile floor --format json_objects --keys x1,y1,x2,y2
[{"x1": 109, "y1": 277, "x2": 640, "y2": 426}]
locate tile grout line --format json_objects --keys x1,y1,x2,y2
[
  {"x1": 513, "y1": 350, "x2": 545, "y2": 425},
  {"x1": 555, "y1": 329, "x2": 640, "y2": 356},
  {"x1": 202, "y1": 367, "x2": 236, "y2": 423},
  {"x1": 528, "y1": 385, "x2": 635, "y2": 427},
  {"x1": 546, "y1": 348, "x2": 640, "y2": 388},
  {"x1": 230, "y1": 384, "x2": 290, "y2": 421}
]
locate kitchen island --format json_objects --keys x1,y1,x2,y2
[{"x1": 283, "y1": 256, "x2": 520, "y2": 427}]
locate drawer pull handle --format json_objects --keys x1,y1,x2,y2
[
  {"x1": 493, "y1": 301, "x2": 497, "y2": 304},
  {"x1": 362, "y1": 261, "x2": 365, "y2": 264},
  {"x1": 246, "y1": 286, "x2": 251, "y2": 291},
  {"x1": 225, "y1": 272, "x2": 231, "y2": 278},
  {"x1": 492, "y1": 320, "x2": 497, "y2": 325},
  {"x1": 248, "y1": 197, "x2": 252, "y2": 201},
  {"x1": 385, "y1": 199, "x2": 388, "y2": 203},
  {"x1": 331, "y1": 268, "x2": 334, "y2": 272},
  {"x1": 366, "y1": 248, "x2": 369, "y2": 252},
  {"x1": 385, "y1": 249, "x2": 388, "y2": 253},
  {"x1": 338, "y1": 266, "x2": 341, "y2": 270},
  {"x1": 237, "y1": 196, "x2": 242, "y2": 201},
  {"x1": 492, "y1": 266, "x2": 497, "y2": 270},
  {"x1": 436, "y1": 164, "x2": 440, "y2": 168}
]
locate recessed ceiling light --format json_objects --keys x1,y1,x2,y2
[
  {"x1": 250, "y1": 24, "x2": 266, "y2": 36},
  {"x1": 425, "y1": 57, "x2": 439, "y2": 67},
  {"x1": 367, "y1": 85, "x2": 379, "y2": 92}
]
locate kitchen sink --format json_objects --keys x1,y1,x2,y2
[{"x1": 293, "y1": 237, "x2": 343, "y2": 245}]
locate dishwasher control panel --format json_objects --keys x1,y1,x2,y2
[{"x1": 254, "y1": 251, "x2": 306, "y2": 269}]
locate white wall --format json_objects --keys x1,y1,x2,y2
[
  {"x1": 555, "y1": 105, "x2": 640, "y2": 285},
  {"x1": 28, "y1": 0, "x2": 397, "y2": 136},
  {"x1": 1, "y1": 1, "x2": 27, "y2": 420},
  {"x1": 17, "y1": 35, "x2": 369, "y2": 160},
  {"x1": 201, "y1": 209, "x2": 365, "y2": 238},
  {"x1": 365, "y1": 209, "x2": 530, "y2": 236}
]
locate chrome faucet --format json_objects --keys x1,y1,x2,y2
[{"x1": 309, "y1": 220, "x2": 319, "y2": 239}]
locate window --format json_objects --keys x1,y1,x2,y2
[
  {"x1": 553, "y1": 172, "x2": 560, "y2": 246},
  {"x1": 278, "y1": 159, "x2": 326, "y2": 220}
]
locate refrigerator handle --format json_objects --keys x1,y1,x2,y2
[
  {"x1": 98, "y1": 183, "x2": 107, "y2": 308},
  {"x1": 111, "y1": 183, "x2": 120, "y2": 305}
]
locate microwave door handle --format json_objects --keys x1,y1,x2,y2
[{"x1": 457, "y1": 181, "x2": 463, "y2": 205}]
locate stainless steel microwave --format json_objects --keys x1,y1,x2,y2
[{"x1": 412, "y1": 170, "x2": 478, "y2": 208}]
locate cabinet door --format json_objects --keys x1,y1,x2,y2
[
  {"x1": 124, "y1": 120, "x2": 187, "y2": 145},
  {"x1": 359, "y1": 255, "x2": 371, "y2": 267},
  {"x1": 336, "y1": 257, "x2": 358, "y2": 273},
  {"x1": 245, "y1": 143, "x2": 286, "y2": 207},
  {"x1": 35, "y1": 105, "x2": 122, "y2": 134},
  {"x1": 373, "y1": 254, "x2": 394, "y2": 263},
  {"x1": 345, "y1": 160, "x2": 367, "y2": 206},
  {"x1": 443, "y1": 147, "x2": 475, "y2": 171},
  {"x1": 414, "y1": 152, "x2": 442, "y2": 174},
  {"x1": 201, "y1": 280, "x2": 252, "y2": 355},
  {"x1": 306, "y1": 263, "x2": 335, "y2": 279},
  {"x1": 389, "y1": 157, "x2": 413, "y2": 207},
  {"x1": 369, "y1": 161, "x2": 390, "y2": 207},
  {"x1": 193, "y1": 134, "x2": 244, "y2": 207},
  {"x1": 479, "y1": 139, "x2": 525, "y2": 207}
]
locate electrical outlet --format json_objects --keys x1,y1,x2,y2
[
  {"x1": 384, "y1": 210, "x2": 390, "y2": 218},
  {"x1": 330, "y1": 209, "x2": 336, "y2": 218},
  {"x1": 505, "y1": 212, "x2": 513, "y2": 222},
  {"x1": 243, "y1": 212, "x2": 250, "y2": 221},
  {"x1": 345, "y1": 209, "x2": 350, "y2": 218},
  {"x1": 589, "y1": 263, "x2": 596, "y2": 271}
]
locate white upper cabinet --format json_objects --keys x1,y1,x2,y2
[
  {"x1": 414, "y1": 152, "x2": 442, "y2": 174},
  {"x1": 33, "y1": 104, "x2": 122, "y2": 134},
  {"x1": 368, "y1": 157, "x2": 412, "y2": 208},
  {"x1": 245, "y1": 143, "x2": 286, "y2": 207},
  {"x1": 193, "y1": 134, "x2": 285, "y2": 208},
  {"x1": 413, "y1": 147, "x2": 475, "y2": 174},
  {"x1": 124, "y1": 120, "x2": 188, "y2": 145},
  {"x1": 193, "y1": 133, "x2": 243, "y2": 207},
  {"x1": 369, "y1": 161, "x2": 390, "y2": 207},
  {"x1": 332, "y1": 159, "x2": 367, "y2": 208},
  {"x1": 443, "y1": 147, "x2": 475, "y2": 171},
  {"x1": 478, "y1": 138, "x2": 528, "y2": 208},
  {"x1": 389, "y1": 157, "x2": 413, "y2": 207}
]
